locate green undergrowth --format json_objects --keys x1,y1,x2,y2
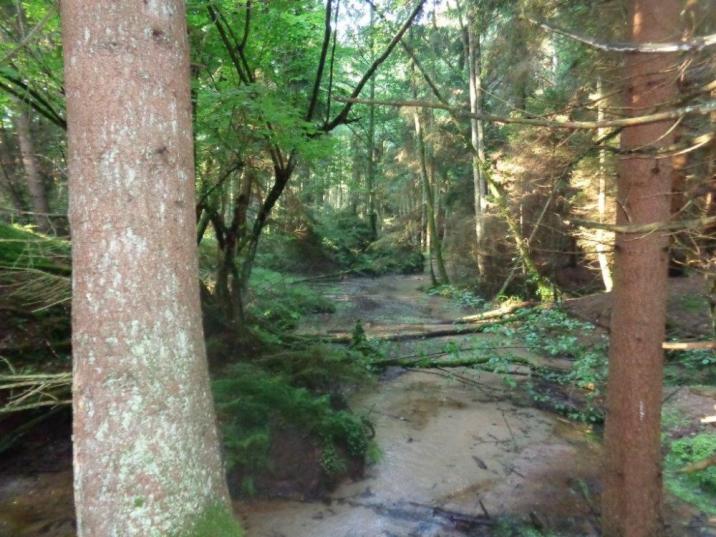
[
  {"x1": 480, "y1": 307, "x2": 608, "y2": 423},
  {"x1": 664, "y1": 430, "x2": 716, "y2": 515},
  {"x1": 256, "y1": 208, "x2": 423, "y2": 276},
  {"x1": 664, "y1": 347, "x2": 716, "y2": 386},
  {"x1": 0, "y1": 222, "x2": 70, "y2": 274},
  {"x1": 213, "y1": 351, "x2": 377, "y2": 495},
  {"x1": 0, "y1": 223, "x2": 71, "y2": 311},
  {"x1": 247, "y1": 267, "x2": 335, "y2": 332},
  {"x1": 427, "y1": 284, "x2": 488, "y2": 310}
]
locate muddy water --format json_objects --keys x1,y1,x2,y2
[{"x1": 239, "y1": 275, "x2": 603, "y2": 536}]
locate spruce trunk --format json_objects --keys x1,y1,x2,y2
[
  {"x1": 61, "y1": 1, "x2": 231, "y2": 535},
  {"x1": 601, "y1": 1, "x2": 679, "y2": 535}
]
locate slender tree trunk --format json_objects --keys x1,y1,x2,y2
[
  {"x1": 601, "y1": 1, "x2": 679, "y2": 535},
  {"x1": 467, "y1": 9, "x2": 487, "y2": 276},
  {"x1": 414, "y1": 107, "x2": 448, "y2": 285},
  {"x1": 15, "y1": 107, "x2": 51, "y2": 232},
  {"x1": 0, "y1": 121, "x2": 25, "y2": 214},
  {"x1": 596, "y1": 78, "x2": 614, "y2": 292},
  {"x1": 61, "y1": 2, "x2": 232, "y2": 535},
  {"x1": 366, "y1": 3, "x2": 378, "y2": 240}
]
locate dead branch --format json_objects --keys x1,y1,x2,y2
[
  {"x1": 680, "y1": 455, "x2": 716, "y2": 474},
  {"x1": 334, "y1": 96, "x2": 716, "y2": 130},
  {"x1": 566, "y1": 215, "x2": 716, "y2": 234},
  {"x1": 529, "y1": 17, "x2": 716, "y2": 54}
]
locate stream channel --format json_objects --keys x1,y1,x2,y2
[{"x1": 239, "y1": 274, "x2": 602, "y2": 537}]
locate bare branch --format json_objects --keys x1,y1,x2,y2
[
  {"x1": 324, "y1": 0, "x2": 427, "y2": 131},
  {"x1": 566, "y1": 215, "x2": 716, "y2": 234},
  {"x1": 333, "y1": 96, "x2": 716, "y2": 130},
  {"x1": 529, "y1": 17, "x2": 716, "y2": 53},
  {"x1": 306, "y1": 0, "x2": 333, "y2": 122}
]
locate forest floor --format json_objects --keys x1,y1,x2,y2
[
  {"x1": 0, "y1": 274, "x2": 714, "y2": 537},
  {"x1": 238, "y1": 274, "x2": 716, "y2": 537}
]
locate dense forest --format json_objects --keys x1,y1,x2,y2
[{"x1": 0, "y1": 1, "x2": 714, "y2": 536}]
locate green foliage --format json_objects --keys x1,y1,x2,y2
[
  {"x1": 247, "y1": 267, "x2": 334, "y2": 331},
  {"x1": 177, "y1": 503, "x2": 243, "y2": 537},
  {"x1": 213, "y1": 362, "x2": 374, "y2": 492},
  {"x1": 664, "y1": 348, "x2": 716, "y2": 386},
  {"x1": 484, "y1": 307, "x2": 607, "y2": 422},
  {"x1": 312, "y1": 208, "x2": 423, "y2": 275},
  {"x1": 665, "y1": 432, "x2": 716, "y2": 514},
  {"x1": 0, "y1": 223, "x2": 70, "y2": 275},
  {"x1": 0, "y1": 223, "x2": 71, "y2": 311},
  {"x1": 428, "y1": 284, "x2": 487, "y2": 310}
]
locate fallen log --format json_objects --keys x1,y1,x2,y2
[
  {"x1": 453, "y1": 300, "x2": 535, "y2": 324},
  {"x1": 310, "y1": 309, "x2": 534, "y2": 344}
]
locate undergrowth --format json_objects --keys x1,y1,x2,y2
[
  {"x1": 247, "y1": 267, "x2": 335, "y2": 332},
  {"x1": 664, "y1": 431, "x2": 716, "y2": 515},
  {"x1": 428, "y1": 284, "x2": 488, "y2": 310},
  {"x1": 213, "y1": 356, "x2": 376, "y2": 495},
  {"x1": 481, "y1": 307, "x2": 608, "y2": 423}
]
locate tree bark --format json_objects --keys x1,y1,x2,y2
[
  {"x1": 601, "y1": 1, "x2": 680, "y2": 536},
  {"x1": 15, "y1": 107, "x2": 51, "y2": 232},
  {"x1": 61, "y1": 2, "x2": 231, "y2": 535}
]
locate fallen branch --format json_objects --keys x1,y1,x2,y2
[
  {"x1": 680, "y1": 454, "x2": 716, "y2": 474},
  {"x1": 662, "y1": 341, "x2": 716, "y2": 350},
  {"x1": 454, "y1": 300, "x2": 535, "y2": 324}
]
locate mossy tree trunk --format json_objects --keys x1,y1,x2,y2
[{"x1": 61, "y1": 1, "x2": 231, "y2": 535}]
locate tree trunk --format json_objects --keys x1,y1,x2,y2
[
  {"x1": 467, "y1": 9, "x2": 487, "y2": 276},
  {"x1": 0, "y1": 121, "x2": 26, "y2": 215},
  {"x1": 601, "y1": 1, "x2": 679, "y2": 536},
  {"x1": 414, "y1": 107, "x2": 448, "y2": 285},
  {"x1": 61, "y1": 1, "x2": 232, "y2": 535},
  {"x1": 596, "y1": 77, "x2": 614, "y2": 292},
  {"x1": 366, "y1": 3, "x2": 378, "y2": 241},
  {"x1": 15, "y1": 107, "x2": 51, "y2": 233}
]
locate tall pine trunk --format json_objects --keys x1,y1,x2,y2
[
  {"x1": 601, "y1": 1, "x2": 679, "y2": 535},
  {"x1": 61, "y1": 1, "x2": 231, "y2": 535}
]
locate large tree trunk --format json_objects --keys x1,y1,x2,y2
[
  {"x1": 61, "y1": 2, "x2": 231, "y2": 535},
  {"x1": 601, "y1": 1, "x2": 679, "y2": 536},
  {"x1": 15, "y1": 107, "x2": 51, "y2": 233}
]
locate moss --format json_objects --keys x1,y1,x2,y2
[{"x1": 178, "y1": 503, "x2": 243, "y2": 537}]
